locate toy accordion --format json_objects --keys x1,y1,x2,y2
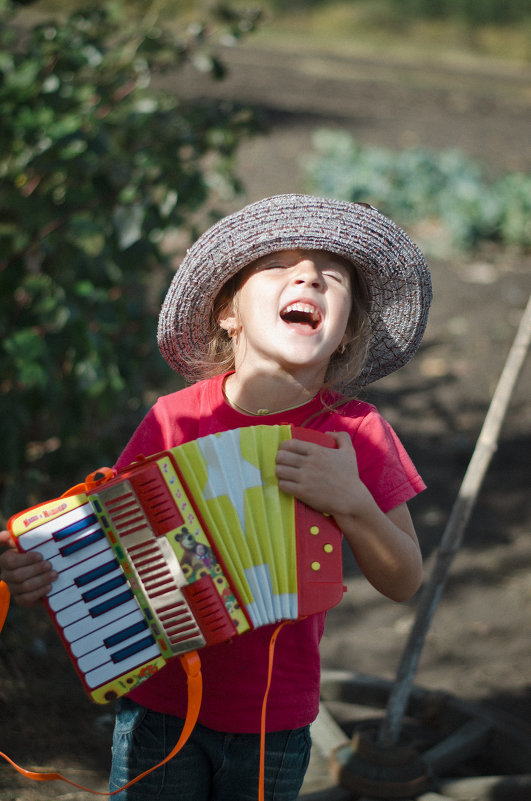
[{"x1": 8, "y1": 425, "x2": 344, "y2": 704}]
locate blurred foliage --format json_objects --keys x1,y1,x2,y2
[
  {"x1": 268, "y1": 0, "x2": 530, "y2": 26},
  {"x1": 304, "y1": 129, "x2": 531, "y2": 253},
  {"x1": 0, "y1": 0, "x2": 262, "y2": 517},
  {"x1": 383, "y1": 0, "x2": 529, "y2": 26},
  {"x1": 17, "y1": 0, "x2": 531, "y2": 62},
  {"x1": 264, "y1": 0, "x2": 531, "y2": 62}
]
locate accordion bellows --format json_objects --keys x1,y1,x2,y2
[{"x1": 9, "y1": 425, "x2": 344, "y2": 703}]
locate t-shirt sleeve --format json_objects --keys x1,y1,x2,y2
[{"x1": 353, "y1": 409, "x2": 426, "y2": 513}]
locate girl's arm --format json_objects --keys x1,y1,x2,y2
[
  {"x1": 0, "y1": 529, "x2": 57, "y2": 607},
  {"x1": 275, "y1": 431, "x2": 423, "y2": 602},
  {"x1": 333, "y1": 497, "x2": 421, "y2": 603}
]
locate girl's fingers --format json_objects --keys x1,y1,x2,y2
[{"x1": 0, "y1": 542, "x2": 57, "y2": 606}]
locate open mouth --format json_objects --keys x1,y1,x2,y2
[{"x1": 280, "y1": 302, "x2": 322, "y2": 330}]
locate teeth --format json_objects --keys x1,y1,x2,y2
[{"x1": 283, "y1": 303, "x2": 320, "y2": 320}]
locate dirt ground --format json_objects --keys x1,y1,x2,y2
[{"x1": 1, "y1": 39, "x2": 530, "y2": 800}]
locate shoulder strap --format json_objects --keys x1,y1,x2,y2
[
  {"x1": 0, "y1": 650, "x2": 203, "y2": 796},
  {"x1": 0, "y1": 580, "x2": 10, "y2": 635}
]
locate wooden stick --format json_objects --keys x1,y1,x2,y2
[{"x1": 379, "y1": 293, "x2": 531, "y2": 746}]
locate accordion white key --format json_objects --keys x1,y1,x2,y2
[{"x1": 8, "y1": 425, "x2": 345, "y2": 703}]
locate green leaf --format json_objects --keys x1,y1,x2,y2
[{"x1": 0, "y1": 0, "x2": 261, "y2": 515}]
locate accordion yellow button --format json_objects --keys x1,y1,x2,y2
[
  {"x1": 310, "y1": 526, "x2": 320, "y2": 535},
  {"x1": 311, "y1": 561, "x2": 321, "y2": 571},
  {"x1": 324, "y1": 544, "x2": 334, "y2": 553}
]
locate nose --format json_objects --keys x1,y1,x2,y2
[{"x1": 291, "y1": 260, "x2": 323, "y2": 289}]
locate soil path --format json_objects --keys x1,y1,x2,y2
[{"x1": 177, "y1": 40, "x2": 531, "y2": 188}]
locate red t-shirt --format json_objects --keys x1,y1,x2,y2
[{"x1": 115, "y1": 373, "x2": 425, "y2": 732}]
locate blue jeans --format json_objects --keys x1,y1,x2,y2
[{"x1": 109, "y1": 697, "x2": 312, "y2": 800}]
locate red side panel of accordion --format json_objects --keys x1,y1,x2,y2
[
  {"x1": 295, "y1": 501, "x2": 345, "y2": 617},
  {"x1": 291, "y1": 427, "x2": 346, "y2": 617}
]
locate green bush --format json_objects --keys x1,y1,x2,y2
[
  {"x1": 304, "y1": 129, "x2": 531, "y2": 252},
  {"x1": 0, "y1": 0, "x2": 261, "y2": 517}
]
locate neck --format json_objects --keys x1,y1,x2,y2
[{"x1": 223, "y1": 371, "x2": 322, "y2": 416}]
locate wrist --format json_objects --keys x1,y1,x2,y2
[{"x1": 332, "y1": 482, "x2": 376, "y2": 530}]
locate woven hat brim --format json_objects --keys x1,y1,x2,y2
[{"x1": 157, "y1": 194, "x2": 432, "y2": 389}]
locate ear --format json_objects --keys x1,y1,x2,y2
[{"x1": 217, "y1": 302, "x2": 240, "y2": 337}]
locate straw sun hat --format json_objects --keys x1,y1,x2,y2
[{"x1": 157, "y1": 194, "x2": 432, "y2": 388}]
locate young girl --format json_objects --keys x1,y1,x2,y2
[{"x1": 0, "y1": 194, "x2": 432, "y2": 800}]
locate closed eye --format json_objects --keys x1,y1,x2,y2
[
  {"x1": 324, "y1": 269, "x2": 348, "y2": 283},
  {"x1": 253, "y1": 261, "x2": 289, "y2": 273}
]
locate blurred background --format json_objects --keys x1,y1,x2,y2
[{"x1": 1, "y1": 1, "x2": 530, "y2": 797}]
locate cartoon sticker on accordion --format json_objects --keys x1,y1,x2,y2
[{"x1": 7, "y1": 425, "x2": 345, "y2": 704}]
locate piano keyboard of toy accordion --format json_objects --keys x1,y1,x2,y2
[{"x1": 8, "y1": 425, "x2": 344, "y2": 703}]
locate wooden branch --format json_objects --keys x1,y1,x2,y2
[{"x1": 379, "y1": 293, "x2": 531, "y2": 746}]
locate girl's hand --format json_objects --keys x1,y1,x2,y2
[
  {"x1": 275, "y1": 431, "x2": 362, "y2": 517},
  {"x1": 0, "y1": 529, "x2": 57, "y2": 607},
  {"x1": 276, "y1": 432, "x2": 423, "y2": 602}
]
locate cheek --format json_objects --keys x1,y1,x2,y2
[{"x1": 239, "y1": 281, "x2": 278, "y2": 321}]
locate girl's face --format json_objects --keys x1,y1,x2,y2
[{"x1": 218, "y1": 249, "x2": 353, "y2": 383}]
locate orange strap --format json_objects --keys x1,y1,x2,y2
[
  {"x1": 258, "y1": 620, "x2": 289, "y2": 801},
  {"x1": 0, "y1": 580, "x2": 10, "y2": 635},
  {"x1": 0, "y1": 650, "x2": 203, "y2": 796},
  {"x1": 1, "y1": 583, "x2": 288, "y2": 801}
]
